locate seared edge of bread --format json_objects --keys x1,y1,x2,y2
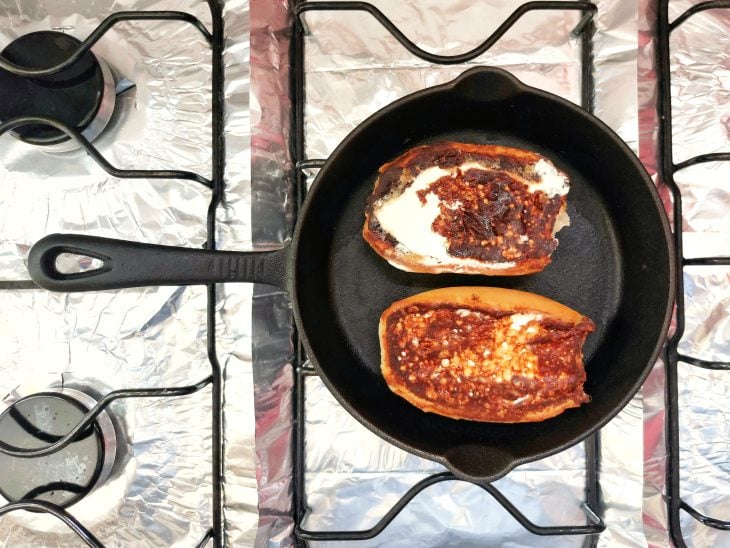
[
  {"x1": 363, "y1": 142, "x2": 568, "y2": 275},
  {"x1": 379, "y1": 287, "x2": 592, "y2": 423}
]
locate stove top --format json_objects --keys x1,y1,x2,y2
[{"x1": 1, "y1": 0, "x2": 729, "y2": 547}]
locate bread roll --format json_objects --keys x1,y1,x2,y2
[
  {"x1": 379, "y1": 287, "x2": 594, "y2": 422},
  {"x1": 364, "y1": 142, "x2": 570, "y2": 275}
]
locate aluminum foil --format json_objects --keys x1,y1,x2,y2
[
  {"x1": 249, "y1": 1, "x2": 296, "y2": 547},
  {"x1": 0, "y1": 0, "x2": 260, "y2": 545},
  {"x1": 638, "y1": 1, "x2": 730, "y2": 547},
  {"x1": 251, "y1": 0, "x2": 648, "y2": 546},
  {"x1": 0, "y1": 288, "x2": 214, "y2": 547},
  {"x1": 3, "y1": 0, "x2": 726, "y2": 545},
  {"x1": 642, "y1": 265, "x2": 729, "y2": 547},
  {"x1": 668, "y1": 0, "x2": 730, "y2": 261},
  {"x1": 221, "y1": 1, "x2": 260, "y2": 546},
  {"x1": 0, "y1": 0, "x2": 215, "y2": 280}
]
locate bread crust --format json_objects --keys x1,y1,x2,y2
[
  {"x1": 379, "y1": 287, "x2": 592, "y2": 423},
  {"x1": 363, "y1": 142, "x2": 568, "y2": 275},
  {"x1": 379, "y1": 142, "x2": 543, "y2": 172}
]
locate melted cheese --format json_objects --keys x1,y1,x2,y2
[
  {"x1": 531, "y1": 159, "x2": 570, "y2": 196},
  {"x1": 374, "y1": 165, "x2": 517, "y2": 270},
  {"x1": 392, "y1": 309, "x2": 550, "y2": 395},
  {"x1": 510, "y1": 313, "x2": 543, "y2": 330},
  {"x1": 457, "y1": 158, "x2": 569, "y2": 197},
  {"x1": 375, "y1": 166, "x2": 451, "y2": 261}
]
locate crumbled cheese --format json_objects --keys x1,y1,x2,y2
[
  {"x1": 510, "y1": 313, "x2": 543, "y2": 331},
  {"x1": 531, "y1": 159, "x2": 570, "y2": 196}
]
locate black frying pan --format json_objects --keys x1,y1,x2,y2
[{"x1": 28, "y1": 67, "x2": 675, "y2": 481}]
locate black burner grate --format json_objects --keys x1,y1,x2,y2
[
  {"x1": 656, "y1": 0, "x2": 730, "y2": 545},
  {"x1": 0, "y1": 2, "x2": 226, "y2": 547},
  {"x1": 289, "y1": 1, "x2": 604, "y2": 545}
]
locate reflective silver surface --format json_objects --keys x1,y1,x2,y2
[
  {"x1": 0, "y1": 288, "x2": 213, "y2": 546},
  {"x1": 251, "y1": 1, "x2": 649, "y2": 547},
  {"x1": 0, "y1": 0, "x2": 259, "y2": 545},
  {"x1": 639, "y1": 1, "x2": 730, "y2": 547},
  {"x1": 0, "y1": 0, "x2": 214, "y2": 280},
  {"x1": 668, "y1": 0, "x2": 730, "y2": 261},
  {"x1": 1, "y1": 0, "x2": 727, "y2": 546}
]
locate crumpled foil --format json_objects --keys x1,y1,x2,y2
[
  {"x1": 0, "y1": 287, "x2": 213, "y2": 547},
  {"x1": 667, "y1": 0, "x2": 730, "y2": 261},
  {"x1": 221, "y1": 1, "x2": 260, "y2": 546},
  {"x1": 251, "y1": 0, "x2": 649, "y2": 547},
  {"x1": 4, "y1": 0, "x2": 727, "y2": 545},
  {"x1": 0, "y1": 0, "x2": 259, "y2": 546},
  {"x1": 638, "y1": 1, "x2": 730, "y2": 547},
  {"x1": 0, "y1": 0, "x2": 215, "y2": 280},
  {"x1": 249, "y1": 1, "x2": 296, "y2": 547}
]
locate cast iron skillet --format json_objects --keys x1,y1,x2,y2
[{"x1": 28, "y1": 67, "x2": 675, "y2": 482}]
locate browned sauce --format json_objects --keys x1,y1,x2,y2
[
  {"x1": 385, "y1": 304, "x2": 593, "y2": 422},
  {"x1": 366, "y1": 143, "x2": 565, "y2": 264},
  {"x1": 417, "y1": 168, "x2": 563, "y2": 262}
]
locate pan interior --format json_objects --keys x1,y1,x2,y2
[
  {"x1": 293, "y1": 85, "x2": 671, "y2": 476},
  {"x1": 330, "y1": 131, "x2": 620, "y2": 367}
]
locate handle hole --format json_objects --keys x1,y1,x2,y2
[{"x1": 55, "y1": 253, "x2": 105, "y2": 275}]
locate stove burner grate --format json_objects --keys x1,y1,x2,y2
[
  {"x1": 0, "y1": 3, "x2": 226, "y2": 547},
  {"x1": 286, "y1": 1, "x2": 604, "y2": 545},
  {"x1": 656, "y1": 0, "x2": 730, "y2": 544},
  {"x1": 0, "y1": 31, "x2": 114, "y2": 148}
]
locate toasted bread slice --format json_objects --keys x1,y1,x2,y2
[
  {"x1": 379, "y1": 287, "x2": 594, "y2": 423},
  {"x1": 363, "y1": 142, "x2": 570, "y2": 275}
]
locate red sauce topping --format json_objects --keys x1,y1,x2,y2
[
  {"x1": 367, "y1": 143, "x2": 538, "y2": 210},
  {"x1": 366, "y1": 143, "x2": 567, "y2": 265},
  {"x1": 385, "y1": 304, "x2": 594, "y2": 422},
  {"x1": 417, "y1": 168, "x2": 564, "y2": 262}
]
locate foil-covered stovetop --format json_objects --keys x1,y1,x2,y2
[
  {"x1": 1, "y1": 0, "x2": 728, "y2": 546},
  {"x1": 0, "y1": 0, "x2": 256, "y2": 545}
]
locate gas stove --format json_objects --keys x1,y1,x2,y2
[{"x1": 1, "y1": 1, "x2": 728, "y2": 547}]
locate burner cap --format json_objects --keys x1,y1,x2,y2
[
  {"x1": 0, "y1": 31, "x2": 105, "y2": 146},
  {"x1": 0, "y1": 393, "x2": 105, "y2": 507}
]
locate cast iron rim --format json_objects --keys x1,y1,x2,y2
[{"x1": 291, "y1": 66, "x2": 676, "y2": 481}]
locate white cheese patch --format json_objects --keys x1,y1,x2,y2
[
  {"x1": 375, "y1": 166, "x2": 452, "y2": 261},
  {"x1": 457, "y1": 158, "x2": 569, "y2": 197},
  {"x1": 531, "y1": 158, "x2": 569, "y2": 197},
  {"x1": 510, "y1": 313, "x2": 543, "y2": 331},
  {"x1": 420, "y1": 256, "x2": 517, "y2": 270},
  {"x1": 458, "y1": 161, "x2": 485, "y2": 172}
]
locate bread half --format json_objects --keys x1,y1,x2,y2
[
  {"x1": 363, "y1": 142, "x2": 571, "y2": 275},
  {"x1": 379, "y1": 287, "x2": 594, "y2": 423}
]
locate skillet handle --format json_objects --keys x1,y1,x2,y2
[
  {"x1": 450, "y1": 66, "x2": 524, "y2": 102},
  {"x1": 444, "y1": 445, "x2": 516, "y2": 483},
  {"x1": 28, "y1": 234, "x2": 289, "y2": 292}
]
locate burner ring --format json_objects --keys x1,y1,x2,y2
[
  {"x1": 0, "y1": 389, "x2": 117, "y2": 508},
  {"x1": 0, "y1": 31, "x2": 116, "y2": 149}
]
